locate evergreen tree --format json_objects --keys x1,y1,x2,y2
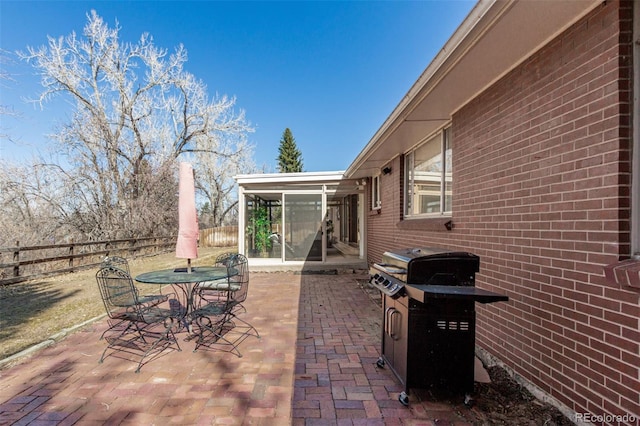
[{"x1": 277, "y1": 128, "x2": 303, "y2": 172}]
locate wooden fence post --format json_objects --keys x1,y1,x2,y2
[
  {"x1": 69, "y1": 240, "x2": 74, "y2": 270},
  {"x1": 13, "y1": 241, "x2": 20, "y2": 278}
]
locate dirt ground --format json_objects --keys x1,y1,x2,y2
[{"x1": 471, "y1": 366, "x2": 574, "y2": 425}]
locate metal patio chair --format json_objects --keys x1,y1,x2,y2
[
  {"x1": 225, "y1": 254, "x2": 259, "y2": 338},
  {"x1": 101, "y1": 255, "x2": 169, "y2": 307},
  {"x1": 190, "y1": 254, "x2": 258, "y2": 356},
  {"x1": 214, "y1": 252, "x2": 237, "y2": 267},
  {"x1": 96, "y1": 266, "x2": 181, "y2": 372},
  {"x1": 196, "y1": 252, "x2": 239, "y2": 302},
  {"x1": 194, "y1": 251, "x2": 237, "y2": 292},
  {"x1": 197, "y1": 253, "x2": 254, "y2": 320},
  {"x1": 219, "y1": 254, "x2": 251, "y2": 313}
]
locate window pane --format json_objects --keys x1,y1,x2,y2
[
  {"x1": 372, "y1": 175, "x2": 380, "y2": 209},
  {"x1": 444, "y1": 128, "x2": 452, "y2": 213},
  {"x1": 417, "y1": 182, "x2": 441, "y2": 213},
  {"x1": 404, "y1": 152, "x2": 413, "y2": 216},
  {"x1": 284, "y1": 194, "x2": 323, "y2": 261},
  {"x1": 411, "y1": 134, "x2": 442, "y2": 215},
  {"x1": 245, "y1": 196, "x2": 282, "y2": 259}
]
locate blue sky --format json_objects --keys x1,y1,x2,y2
[{"x1": 1, "y1": 0, "x2": 475, "y2": 172}]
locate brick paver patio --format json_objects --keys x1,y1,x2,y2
[{"x1": 0, "y1": 272, "x2": 484, "y2": 425}]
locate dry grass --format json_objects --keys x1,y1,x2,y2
[{"x1": 0, "y1": 246, "x2": 234, "y2": 360}]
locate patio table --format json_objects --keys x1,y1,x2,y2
[{"x1": 135, "y1": 266, "x2": 233, "y2": 327}]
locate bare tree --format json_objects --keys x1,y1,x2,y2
[
  {"x1": 0, "y1": 162, "x2": 69, "y2": 246},
  {"x1": 195, "y1": 132, "x2": 257, "y2": 227},
  {"x1": 15, "y1": 11, "x2": 253, "y2": 240}
]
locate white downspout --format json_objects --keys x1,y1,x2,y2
[
  {"x1": 632, "y1": 0, "x2": 639, "y2": 258},
  {"x1": 238, "y1": 186, "x2": 245, "y2": 256}
]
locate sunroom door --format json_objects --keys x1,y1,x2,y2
[
  {"x1": 283, "y1": 193, "x2": 323, "y2": 261},
  {"x1": 244, "y1": 194, "x2": 282, "y2": 259}
]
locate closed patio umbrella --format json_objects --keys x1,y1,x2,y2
[{"x1": 175, "y1": 162, "x2": 198, "y2": 272}]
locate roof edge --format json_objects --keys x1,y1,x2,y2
[
  {"x1": 345, "y1": 0, "x2": 499, "y2": 178},
  {"x1": 235, "y1": 171, "x2": 347, "y2": 185}
]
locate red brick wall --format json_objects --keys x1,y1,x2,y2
[{"x1": 367, "y1": 1, "x2": 638, "y2": 419}]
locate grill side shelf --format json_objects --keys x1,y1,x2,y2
[{"x1": 405, "y1": 285, "x2": 509, "y2": 304}]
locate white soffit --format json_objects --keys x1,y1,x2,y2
[{"x1": 345, "y1": 0, "x2": 601, "y2": 179}]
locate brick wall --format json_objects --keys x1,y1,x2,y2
[{"x1": 367, "y1": 1, "x2": 638, "y2": 420}]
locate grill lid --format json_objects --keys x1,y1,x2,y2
[
  {"x1": 382, "y1": 247, "x2": 475, "y2": 266},
  {"x1": 381, "y1": 247, "x2": 479, "y2": 286},
  {"x1": 371, "y1": 247, "x2": 508, "y2": 304}
]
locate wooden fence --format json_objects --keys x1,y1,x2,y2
[
  {"x1": 0, "y1": 237, "x2": 175, "y2": 285},
  {"x1": 199, "y1": 226, "x2": 238, "y2": 248},
  {"x1": 0, "y1": 226, "x2": 238, "y2": 285}
]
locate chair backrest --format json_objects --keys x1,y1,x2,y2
[
  {"x1": 101, "y1": 255, "x2": 130, "y2": 274},
  {"x1": 96, "y1": 266, "x2": 141, "y2": 319},
  {"x1": 228, "y1": 254, "x2": 249, "y2": 304},
  {"x1": 215, "y1": 252, "x2": 236, "y2": 267}
]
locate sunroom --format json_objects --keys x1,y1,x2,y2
[{"x1": 234, "y1": 171, "x2": 367, "y2": 270}]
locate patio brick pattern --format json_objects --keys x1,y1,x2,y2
[{"x1": 0, "y1": 272, "x2": 484, "y2": 425}]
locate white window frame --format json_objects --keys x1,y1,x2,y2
[
  {"x1": 404, "y1": 127, "x2": 452, "y2": 218},
  {"x1": 371, "y1": 174, "x2": 381, "y2": 210}
]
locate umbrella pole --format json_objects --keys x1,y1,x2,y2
[{"x1": 187, "y1": 258, "x2": 192, "y2": 273}]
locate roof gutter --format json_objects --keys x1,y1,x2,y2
[{"x1": 345, "y1": 0, "x2": 601, "y2": 179}]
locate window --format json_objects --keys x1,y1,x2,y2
[
  {"x1": 404, "y1": 127, "x2": 452, "y2": 217},
  {"x1": 371, "y1": 175, "x2": 381, "y2": 210}
]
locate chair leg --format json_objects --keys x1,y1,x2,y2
[
  {"x1": 228, "y1": 312, "x2": 260, "y2": 339},
  {"x1": 99, "y1": 317, "x2": 182, "y2": 371},
  {"x1": 134, "y1": 324, "x2": 182, "y2": 373},
  {"x1": 98, "y1": 318, "x2": 142, "y2": 363},
  {"x1": 99, "y1": 345, "x2": 110, "y2": 364},
  {"x1": 100, "y1": 318, "x2": 124, "y2": 340},
  {"x1": 232, "y1": 304, "x2": 247, "y2": 315},
  {"x1": 191, "y1": 314, "x2": 243, "y2": 357}
]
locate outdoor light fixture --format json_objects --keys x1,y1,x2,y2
[
  {"x1": 444, "y1": 220, "x2": 453, "y2": 231},
  {"x1": 382, "y1": 166, "x2": 392, "y2": 175}
]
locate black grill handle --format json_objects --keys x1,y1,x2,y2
[
  {"x1": 385, "y1": 307, "x2": 401, "y2": 341},
  {"x1": 390, "y1": 309, "x2": 401, "y2": 340},
  {"x1": 384, "y1": 307, "x2": 393, "y2": 336}
]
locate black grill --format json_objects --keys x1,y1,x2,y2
[{"x1": 369, "y1": 247, "x2": 508, "y2": 406}]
